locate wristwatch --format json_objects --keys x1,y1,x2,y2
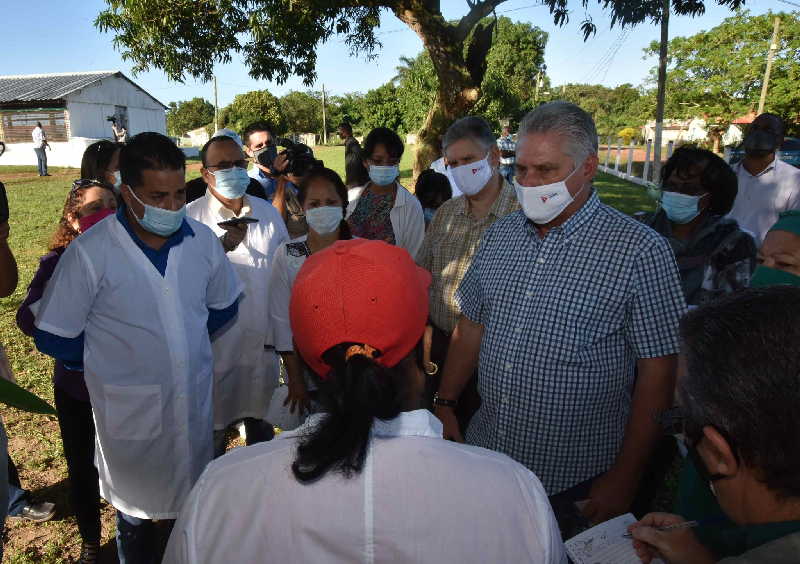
[{"x1": 433, "y1": 393, "x2": 458, "y2": 408}]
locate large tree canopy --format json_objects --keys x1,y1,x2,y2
[
  {"x1": 166, "y1": 97, "x2": 215, "y2": 136},
  {"x1": 96, "y1": 0, "x2": 744, "y2": 172},
  {"x1": 643, "y1": 10, "x2": 800, "y2": 124},
  {"x1": 281, "y1": 90, "x2": 323, "y2": 136},
  {"x1": 218, "y1": 89, "x2": 286, "y2": 135}
]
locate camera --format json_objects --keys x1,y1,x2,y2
[
  {"x1": 106, "y1": 116, "x2": 117, "y2": 123},
  {"x1": 259, "y1": 138, "x2": 321, "y2": 178}
]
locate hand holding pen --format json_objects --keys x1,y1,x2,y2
[{"x1": 627, "y1": 512, "x2": 718, "y2": 564}]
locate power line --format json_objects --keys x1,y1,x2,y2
[{"x1": 776, "y1": 0, "x2": 800, "y2": 8}]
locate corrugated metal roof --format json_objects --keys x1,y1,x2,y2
[
  {"x1": 0, "y1": 70, "x2": 167, "y2": 109},
  {"x1": 0, "y1": 71, "x2": 117, "y2": 103}
]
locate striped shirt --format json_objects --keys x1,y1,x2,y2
[
  {"x1": 456, "y1": 191, "x2": 685, "y2": 494},
  {"x1": 417, "y1": 179, "x2": 519, "y2": 333}
]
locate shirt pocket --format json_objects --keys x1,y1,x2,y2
[{"x1": 103, "y1": 384, "x2": 162, "y2": 440}]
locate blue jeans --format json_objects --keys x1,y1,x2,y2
[
  {"x1": 499, "y1": 164, "x2": 514, "y2": 184},
  {"x1": 7, "y1": 456, "x2": 28, "y2": 516},
  {"x1": 34, "y1": 147, "x2": 48, "y2": 176},
  {"x1": 116, "y1": 510, "x2": 174, "y2": 564}
]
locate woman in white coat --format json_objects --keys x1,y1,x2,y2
[
  {"x1": 269, "y1": 167, "x2": 352, "y2": 415},
  {"x1": 346, "y1": 127, "x2": 425, "y2": 259}
]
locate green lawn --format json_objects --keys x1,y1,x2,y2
[{"x1": 0, "y1": 161, "x2": 656, "y2": 562}]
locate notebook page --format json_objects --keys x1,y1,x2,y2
[{"x1": 565, "y1": 513, "x2": 664, "y2": 564}]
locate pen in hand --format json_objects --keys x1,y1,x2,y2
[{"x1": 623, "y1": 519, "x2": 699, "y2": 539}]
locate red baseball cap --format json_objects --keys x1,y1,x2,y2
[{"x1": 289, "y1": 239, "x2": 431, "y2": 378}]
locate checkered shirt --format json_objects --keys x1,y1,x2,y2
[
  {"x1": 456, "y1": 191, "x2": 686, "y2": 495},
  {"x1": 417, "y1": 179, "x2": 519, "y2": 333},
  {"x1": 497, "y1": 135, "x2": 516, "y2": 166}
]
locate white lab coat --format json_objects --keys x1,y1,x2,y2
[
  {"x1": 187, "y1": 193, "x2": 288, "y2": 430},
  {"x1": 34, "y1": 214, "x2": 243, "y2": 519},
  {"x1": 163, "y1": 410, "x2": 566, "y2": 564},
  {"x1": 347, "y1": 182, "x2": 425, "y2": 260}
]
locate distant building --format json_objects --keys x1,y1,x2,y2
[
  {"x1": 182, "y1": 126, "x2": 210, "y2": 147},
  {"x1": 0, "y1": 70, "x2": 167, "y2": 167}
]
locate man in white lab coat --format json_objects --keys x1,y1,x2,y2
[
  {"x1": 187, "y1": 134, "x2": 288, "y2": 455},
  {"x1": 33, "y1": 132, "x2": 243, "y2": 564}
]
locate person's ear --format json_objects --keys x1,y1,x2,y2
[
  {"x1": 201, "y1": 167, "x2": 215, "y2": 186},
  {"x1": 489, "y1": 145, "x2": 501, "y2": 168},
  {"x1": 699, "y1": 425, "x2": 739, "y2": 479},
  {"x1": 582, "y1": 154, "x2": 599, "y2": 181}
]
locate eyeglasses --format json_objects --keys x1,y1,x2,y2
[
  {"x1": 71, "y1": 178, "x2": 113, "y2": 192},
  {"x1": 206, "y1": 160, "x2": 248, "y2": 171}
]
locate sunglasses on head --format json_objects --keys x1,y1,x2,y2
[{"x1": 71, "y1": 178, "x2": 113, "y2": 192}]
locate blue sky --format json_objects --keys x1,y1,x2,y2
[{"x1": 0, "y1": 0, "x2": 789, "y2": 107}]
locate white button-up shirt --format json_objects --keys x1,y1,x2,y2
[
  {"x1": 164, "y1": 409, "x2": 566, "y2": 564},
  {"x1": 728, "y1": 158, "x2": 800, "y2": 245},
  {"x1": 187, "y1": 192, "x2": 288, "y2": 430},
  {"x1": 35, "y1": 215, "x2": 243, "y2": 518}
]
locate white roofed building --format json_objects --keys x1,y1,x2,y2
[{"x1": 0, "y1": 70, "x2": 167, "y2": 167}]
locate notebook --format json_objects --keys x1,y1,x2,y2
[{"x1": 565, "y1": 513, "x2": 664, "y2": 564}]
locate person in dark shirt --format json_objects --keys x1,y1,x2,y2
[
  {"x1": 337, "y1": 122, "x2": 368, "y2": 187},
  {"x1": 17, "y1": 179, "x2": 117, "y2": 564}
]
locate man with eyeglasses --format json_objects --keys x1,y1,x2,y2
[
  {"x1": 630, "y1": 287, "x2": 800, "y2": 563},
  {"x1": 185, "y1": 129, "x2": 267, "y2": 204},
  {"x1": 188, "y1": 134, "x2": 289, "y2": 456}
]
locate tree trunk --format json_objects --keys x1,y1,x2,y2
[{"x1": 393, "y1": 2, "x2": 497, "y2": 181}]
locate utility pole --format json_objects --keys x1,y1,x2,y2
[
  {"x1": 534, "y1": 70, "x2": 542, "y2": 104},
  {"x1": 213, "y1": 76, "x2": 219, "y2": 132},
  {"x1": 321, "y1": 84, "x2": 328, "y2": 145},
  {"x1": 652, "y1": 0, "x2": 670, "y2": 184},
  {"x1": 757, "y1": 17, "x2": 781, "y2": 115}
]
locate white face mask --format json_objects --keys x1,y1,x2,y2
[
  {"x1": 305, "y1": 205, "x2": 343, "y2": 235},
  {"x1": 513, "y1": 164, "x2": 585, "y2": 224},
  {"x1": 448, "y1": 153, "x2": 493, "y2": 197}
]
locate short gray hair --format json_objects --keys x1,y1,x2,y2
[
  {"x1": 519, "y1": 101, "x2": 598, "y2": 165},
  {"x1": 443, "y1": 116, "x2": 495, "y2": 153}
]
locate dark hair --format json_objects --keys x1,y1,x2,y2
[
  {"x1": 242, "y1": 121, "x2": 275, "y2": 147},
  {"x1": 81, "y1": 140, "x2": 119, "y2": 183},
  {"x1": 119, "y1": 132, "x2": 186, "y2": 189},
  {"x1": 49, "y1": 181, "x2": 112, "y2": 251},
  {"x1": 338, "y1": 122, "x2": 353, "y2": 135},
  {"x1": 415, "y1": 169, "x2": 452, "y2": 209},
  {"x1": 679, "y1": 286, "x2": 800, "y2": 499},
  {"x1": 199, "y1": 135, "x2": 241, "y2": 167},
  {"x1": 297, "y1": 167, "x2": 352, "y2": 240},
  {"x1": 363, "y1": 127, "x2": 404, "y2": 161},
  {"x1": 661, "y1": 146, "x2": 737, "y2": 215},
  {"x1": 292, "y1": 342, "x2": 421, "y2": 482},
  {"x1": 752, "y1": 112, "x2": 786, "y2": 138}
]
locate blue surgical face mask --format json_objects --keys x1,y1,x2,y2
[
  {"x1": 660, "y1": 191, "x2": 708, "y2": 224},
  {"x1": 212, "y1": 166, "x2": 250, "y2": 200},
  {"x1": 368, "y1": 165, "x2": 399, "y2": 186},
  {"x1": 128, "y1": 187, "x2": 186, "y2": 237},
  {"x1": 305, "y1": 205, "x2": 343, "y2": 235}
]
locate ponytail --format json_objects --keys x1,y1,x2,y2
[{"x1": 291, "y1": 343, "x2": 411, "y2": 483}]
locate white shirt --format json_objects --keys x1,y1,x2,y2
[
  {"x1": 728, "y1": 158, "x2": 800, "y2": 245},
  {"x1": 187, "y1": 192, "x2": 289, "y2": 429},
  {"x1": 430, "y1": 158, "x2": 462, "y2": 198},
  {"x1": 35, "y1": 215, "x2": 243, "y2": 518},
  {"x1": 32, "y1": 126, "x2": 45, "y2": 148},
  {"x1": 268, "y1": 234, "x2": 312, "y2": 353},
  {"x1": 347, "y1": 182, "x2": 426, "y2": 260},
  {"x1": 164, "y1": 409, "x2": 566, "y2": 564}
]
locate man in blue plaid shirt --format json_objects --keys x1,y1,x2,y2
[
  {"x1": 433, "y1": 101, "x2": 686, "y2": 533},
  {"x1": 496, "y1": 125, "x2": 516, "y2": 184}
]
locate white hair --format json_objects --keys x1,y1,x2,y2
[{"x1": 519, "y1": 101, "x2": 598, "y2": 166}]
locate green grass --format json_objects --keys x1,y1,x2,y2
[{"x1": 0, "y1": 160, "x2": 658, "y2": 561}]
